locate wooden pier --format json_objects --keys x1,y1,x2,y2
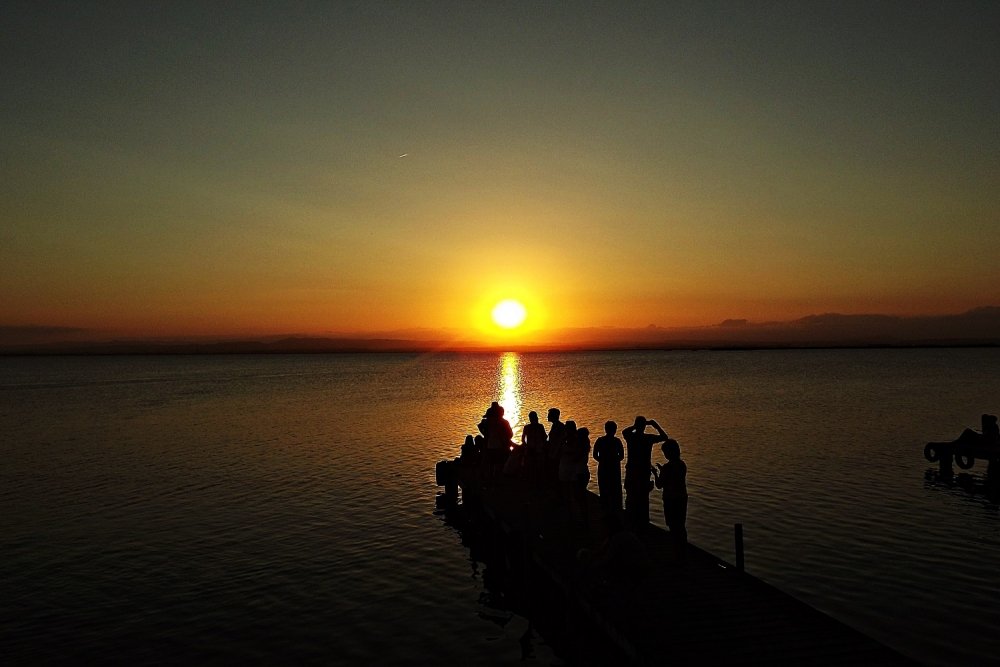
[
  {"x1": 439, "y1": 460, "x2": 917, "y2": 666},
  {"x1": 925, "y1": 439, "x2": 1000, "y2": 479}
]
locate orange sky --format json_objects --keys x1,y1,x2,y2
[{"x1": 2, "y1": 4, "x2": 998, "y2": 341}]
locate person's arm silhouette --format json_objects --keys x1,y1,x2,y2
[{"x1": 648, "y1": 419, "x2": 668, "y2": 443}]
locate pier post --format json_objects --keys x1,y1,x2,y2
[
  {"x1": 735, "y1": 523, "x2": 745, "y2": 573},
  {"x1": 939, "y1": 451, "x2": 953, "y2": 477}
]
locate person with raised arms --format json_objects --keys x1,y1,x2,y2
[{"x1": 621, "y1": 416, "x2": 668, "y2": 530}]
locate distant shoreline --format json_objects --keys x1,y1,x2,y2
[
  {"x1": 5, "y1": 306, "x2": 1000, "y2": 356},
  {"x1": 2, "y1": 339, "x2": 998, "y2": 356}
]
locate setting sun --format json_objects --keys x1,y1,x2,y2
[{"x1": 491, "y1": 299, "x2": 527, "y2": 329}]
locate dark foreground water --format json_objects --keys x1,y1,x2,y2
[{"x1": 1, "y1": 350, "x2": 999, "y2": 666}]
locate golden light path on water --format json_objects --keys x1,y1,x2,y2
[{"x1": 496, "y1": 352, "x2": 523, "y2": 439}]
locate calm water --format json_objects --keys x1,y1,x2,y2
[{"x1": 2, "y1": 350, "x2": 999, "y2": 665}]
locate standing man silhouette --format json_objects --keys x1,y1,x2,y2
[
  {"x1": 484, "y1": 402, "x2": 513, "y2": 483},
  {"x1": 546, "y1": 408, "x2": 566, "y2": 502},
  {"x1": 521, "y1": 411, "x2": 548, "y2": 483},
  {"x1": 593, "y1": 420, "x2": 624, "y2": 514},
  {"x1": 653, "y1": 438, "x2": 688, "y2": 562},
  {"x1": 621, "y1": 416, "x2": 668, "y2": 530}
]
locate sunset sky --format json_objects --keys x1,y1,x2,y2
[{"x1": 2, "y1": 2, "x2": 998, "y2": 341}]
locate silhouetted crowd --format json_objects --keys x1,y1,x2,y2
[{"x1": 459, "y1": 402, "x2": 688, "y2": 555}]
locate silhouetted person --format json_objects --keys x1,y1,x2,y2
[
  {"x1": 986, "y1": 415, "x2": 1000, "y2": 484},
  {"x1": 559, "y1": 421, "x2": 579, "y2": 517},
  {"x1": 986, "y1": 414, "x2": 1000, "y2": 444},
  {"x1": 588, "y1": 513, "x2": 651, "y2": 592},
  {"x1": 546, "y1": 408, "x2": 566, "y2": 500},
  {"x1": 504, "y1": 444, "x2": 526, "y2": 476},
  {"x1": 461, "y1": 435, "x2": 477, "y2": 463},
  {"x1": 571, "y1": 427, "x2": 592, "y2": 526},
  {"x1": 593, "y1": 420, "x2": 624, "y2": 514},
  {"x1": 484, "y1": 402, "x2": 513, "y2": 483},
  {"x1": 622, "y1": 416, "x2": 668, "y2": 530},
  {"x1": 521, "y1": 411, "x2": 547, "y2": 482},
  {"x1": 653, "y1": 438, "x2": 688, "y2": 561},
  {"x1": 982, "y1": 415, "x2": 1000, "y2": 487},
  {"x1": 477, "y1": 402, "x2": 497, "y2": 439},
  {"x1": 476, "y1": 405, "x2": 494, "y2": 484}
]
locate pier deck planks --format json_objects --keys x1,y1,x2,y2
[{"x1": 453, "y1": 463, "x2": 917, "y2": 666}]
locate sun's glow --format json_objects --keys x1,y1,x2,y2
[{"x1": 491, "y1": 299, "x2": 527, "y2": 329}]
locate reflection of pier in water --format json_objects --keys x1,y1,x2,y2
[
  {"x1": 924, "y1": 469, "x2": 1000, "y2": 505},
  {"x1": 434, "y1": 493, "x2": 625, "y2": 664},
  {"x1": 436, "y1": 462, "x2": 916, "y2": 666}
]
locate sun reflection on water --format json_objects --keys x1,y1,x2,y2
[{"x1": 496, "y1": 352, "x2": 523, "y2": 438}]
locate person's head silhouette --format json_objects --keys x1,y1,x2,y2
[
  {"x1": 662, "y1": 439, "x2": 680, "y2": 461},
  {"x1": 528, "y1": 411, "x2": 539, "y2": 424},
  {"x1": 633, "y1": 416, "x2": 647, "y2": 430},
  {"x1": 566, "y1": 420, "x2": 577, "y2": 433},
  {"x1": 547, "y1": 408, "x2": 560, "y2": 422},
  {"x1": 605, "y1": 420, "x2": 617, "y2": 436}
]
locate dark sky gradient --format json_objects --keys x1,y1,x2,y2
[{"x1": 2, "y1": 2, "x2": 998, "y2": 339}]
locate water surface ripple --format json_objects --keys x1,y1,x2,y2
[{"x1": 1, "y1": 350, "x2": 998, "y2": 665}]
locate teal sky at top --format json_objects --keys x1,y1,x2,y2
[{"x1": 2, "y1": 1, "x2": 998, "y2": 335}]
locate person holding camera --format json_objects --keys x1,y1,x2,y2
[{"x1": 653, "y1": 438, "x2": 688, "y2": 562}]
